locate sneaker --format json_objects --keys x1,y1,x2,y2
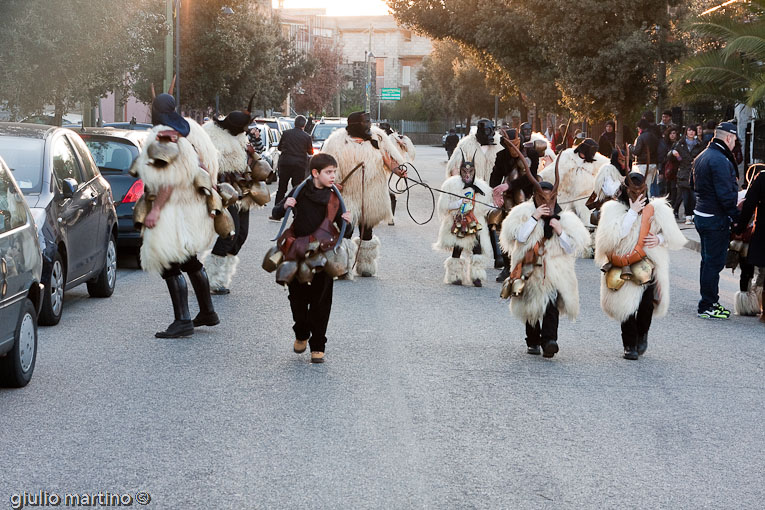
[
  {"x1": 713, "y1": 303, "x2": 731, "y2": 317},
  {"x1": 684, "y1": 215, "x2": 694, "y2": 225},
  {"x1": 697, "y1": 307, "x2": 730, "y2": 319}
]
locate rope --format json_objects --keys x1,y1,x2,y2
[{"x1": 387, "y1": 162, "x2": 501, "y2": 226}]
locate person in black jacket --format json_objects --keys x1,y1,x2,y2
[
  {"x1": 274, "y1": 114, "x2": 313, "y2": 205},
  {"x1": 732, "y1": 164, "x2": 765, "y2": 322},
  {"x1": 629, "y1": 119, "x2": 659, "y2": 197},
  {"x1": 444, "y1": 128, "x2": 459, "y2": 160},
  {"x1": 271, "y1": 153, "x2": 352, "y2": 363},
  {"x1": 671, "y1": 126, "x2": 703, "y2": 223},
  {"x1": 691, "y1": 122, "x2": 741, "y2": 319},
  {"x1": 598, "y1": 120, "x2": 616, "y2": 157}
]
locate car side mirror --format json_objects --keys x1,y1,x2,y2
[{"x1": 61, "y1": 178, "x2": 78, "y2": 198}]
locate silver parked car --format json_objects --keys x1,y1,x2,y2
[{"x1": 0, "y1": 156, "x2": 43, "y2": 387}]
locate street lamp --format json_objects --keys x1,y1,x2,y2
[{"x1": 365, "y1": 51, "x2": 375, "y2": 114}]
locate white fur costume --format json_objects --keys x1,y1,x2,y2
[
  {"x1": 136, "y1": 123, "x2": 217, "y2": 275},
  {"x1": 445, "y1": 133, "x2": 503, "y2": 182},
  {"x1": 499, "y1": 200, "x2": 591, "y2": 324},
  {"x1": 434, "y1": 176, "x2": 493, "y2": 284},
  {"x1": 594, "y1": 197, "x2": 687, "y2": 323},
  {"x1": 390, "y1": 133, "x2": 415, "y2": 163},
  {"x1": 539, "y1": 148, "x2": 610, "y2": 226},
  {"x1": 186, "y1": 119, "x2": 220, "y2": 184},
  {"x1": 530, "y1": 132, "x2": 556, "y2": 170},
  {"x1": 322, "y1": 125, "x2": 404, "y2": 277},
  {"x1": 592, "y1": 164, "x2": 624, "y2": 202},
  {"x1": 201, "y1": 121, "x2": 251, "y2": 290}
]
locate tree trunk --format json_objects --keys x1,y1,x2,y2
[
  {"x1": 53, "y1": 96, "x2": 64, "y2": 127},
  {"x1": 518, "y1": 92, "x2": 528, "y2": 123},
  {"x1": 615, "y1": 112, "x2": 624, "y2": 148}
]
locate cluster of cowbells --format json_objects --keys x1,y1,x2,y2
[
  {"x1": 222, "y1": 151, "x2": 273, "y2": 210},
  {"x1": 262, "y1": 241, "x2": 350, "y2": 286},
  {"x1": 451, "y1": 214, "x2": 482, "y2": 238},
  {"x1": 601, "y1": 258, "x2": 655, "y2": 291},
  {"x1": 725, "y1": 239, "x2": 750, "y2": 270}
]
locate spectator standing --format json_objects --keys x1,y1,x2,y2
[
  {"x1": 672, "y1": 126, "x2": 703, "y2": 223},
  {"x1": 658, "y1": 110, "x2": 673, "y2": 133},
  {"x1": 732, "y1": 165, "x2": 765, "y2": 322},
  {"x1": 552, "y1": 123, "x2": 573, "y2": 153},
  {"x1": 691, "y1": 122, "x2": 741, "y2": 319},
  {"x1": 273, "y1": 114, "x2": 313, "y2": 206},
  {"x1": 248, "y1": 126, "x2": 265, "y2": 153},
  {"x1": 598, "y1": 120, "x2": 616, "y2": 157},
  {"x1": 444, "y1": 128, "x2": 459, "y2": 160},
  {"x1": 701, "y1": 120, "x2": 716, "y2": 145},
  {"x1": 630, "y1": 119, "x2": 659, "y2": 197},
  {"x1": 662, "y1": 126, "x2": 681, "y2": 214}
]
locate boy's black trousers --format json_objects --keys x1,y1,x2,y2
[{"x1": 288, "y1": 271, "x2": 333, "y2": 352}]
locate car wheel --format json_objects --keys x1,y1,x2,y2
[
  {"x1": 39, "y1": 252, "x2": 65, "y2": 326},
  {"x1": 0, "y1": 299, "x2": 37, "y2": 387},
  {"x1": 87, "y1": 234, "x2": 117, "y2": 298}
]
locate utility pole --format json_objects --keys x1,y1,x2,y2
[
  {"x1": 164, "y1": 0, "x2": 173, "y2": 93},
  {"x1": 175, "y1": 0, "x2": 181, "y2": 112}
]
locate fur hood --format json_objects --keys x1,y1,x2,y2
[
  {"x1": 594, "y1": 197, "x2": 687, "y2": 322},
  {"x1": 203, "y1": 121, "x2": 248, "y2": 176},
  {"x1": 445, "y1": 133, "x2": 503, "y2": 182}
]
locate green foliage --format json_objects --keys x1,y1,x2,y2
[
  {"x1": 672, "y1": 0, "x2": 765, "y2": 111},
  {"x1": 0, "y1": 0, "x2": 164, "y2": 123}
]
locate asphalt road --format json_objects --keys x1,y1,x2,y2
[{"x1": 1, "y1": 146, "x2": 762, "y2": 510}]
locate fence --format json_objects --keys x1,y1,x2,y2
[{"x1": 381, "y1": 119, "x2": 449, "y2": 146}]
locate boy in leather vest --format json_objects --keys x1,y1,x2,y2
[{"x1": 271, "y1": 154, "x2": 352, "y2": 363}]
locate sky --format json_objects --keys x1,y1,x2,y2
[{"x1": 272, "y1": 0, "x2": 391, "y2": 16}]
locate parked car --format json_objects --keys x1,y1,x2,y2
[
  {"x1": 20, "y1": 115, "x2": 80, "y2": 126},
  {"x1": 0, "y1": 123, "x2": 118, "y2": 326},
  {"x1": 103, "y1": 122, "x2": 153, "y2": 131},
  {"x1": 311, "y1": 118, "x2": 347, "y2": 152},
  {"x1": 73, "y1": 127, "x2": 149, "y2": 252},
  {"x1": 0, "y1": 156, "x2": 43, "y2": 387},
  {"x1": 249, "y1": 123, "x2": 281, "y2": 171}
]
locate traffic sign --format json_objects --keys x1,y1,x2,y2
[{"x1": 380, "y1": 88, "x2": 401, "y2": 101}]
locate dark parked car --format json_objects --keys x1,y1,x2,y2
[
  {"x1": 0, "y1": 156, "x2": 43, "y2": 387},
  {"x1": 311, "y1": 118, "x2": 347, "y2": 152},
  {"x1": 0, "y1": 123, "x2": 118, "y2": 326},
  {"x1": 74, "y1": 127, "x2": 149, "y2": 252}
]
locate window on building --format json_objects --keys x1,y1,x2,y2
[
  {"x1": 402, "y1": 30, "x2": 412, "y2": 42},
  {"x1": 402, "y1": 66, "x2": 411, "y2": 87},
  {"x1": 375, "y1": 59, "x2": 384, "y2": 77}
]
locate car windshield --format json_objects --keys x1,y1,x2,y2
[
  {"x1": 312, "y1": 124, "x2": 345, "y2": 142},
  {"x1": 82, "y1": 139, "x2": 139, "y2": 172},
  {"x1": 0, "y1": 137, "x2": 45, "y2": 193}
]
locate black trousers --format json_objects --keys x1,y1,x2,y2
[
  {"x1": 343, "y1": 223, "x2": 374, "y2": 241},
  {"x1": 287, "y1": 271, "x2": 333, "y2": 352},
  {"x1": 275, "y1": 164, "x2": 307, "y2": 204},
  {"x1": 620, "y1": 283, "x2": 656, "y2": 348},
  {"x1": 451, "y1": 243, "x2": 482, "y2": 258},
  {"x1": 525, "y1": 298, "x2": 559, "y2": 347},
  {"x1": 161, "y1": 255, "x2": 203, "y2": 279},
  {"x1": 740, "y1": 259, "x2": 755, "y2": 292},
  {"x1": 212, "y1": 205, "x2": 249, "y2": 257}
]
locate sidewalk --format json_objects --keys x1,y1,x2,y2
[{"x1": 679, "y1": 223, "x2": 701, "y2": 253}]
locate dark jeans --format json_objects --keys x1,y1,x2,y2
[
  {"x1": 288, "y1": 271, "x2": 333, "y2": 352},
  {"x1": 675, "y1": 185, "x2": 696, "y2": 218},
  {"x1": 275, "y1": 164, "x2": 307, "y2": 204},
  {"x1": 212, "y1": 206, "x2": 249, "y2": 257},
  {"x1": 668, "y1": 180, "x2": 679, "y2": 216},
  {"x1": 525, "y1": 299, "x2": 559, "y2": 347},
  {"x1": 621, "y1": 283, "x2": 655, "y2": 348},
  {"x1": 161, "y1": 255, "x2": 203, "y2": 279},
  {"x1": 695, "y1": 214, "x2": 730, "y2": 312}
]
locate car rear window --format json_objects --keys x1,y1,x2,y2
[
  {"x1": 312, "y1": 124, "x2": 345, "y2": 141},
  {"x1": 82, "y1": 138, "x2": 139, "y2": 172},
  {"x1": 0, "y1": 137, "x2": 44, "y2": 193}
]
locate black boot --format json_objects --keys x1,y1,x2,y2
[
  {"x1": 636, "y1": 333, "x2": 648, "y2": 355},
  {"x1": 496, "y1": 255, "x2": 511, "y2": 282},
  {"x1": 188, "y1": 268, "x2": 220, "y2": 327},
  {"x1": 622, "y1": 336, "x2": 638, "y2": 360},
  {"x1": 489, "y1": 228, "x2": 504, "y2": 269},
  {"x1": 388, "y1": 193, "x2": 396, "y2": 225},
  {"x1": 541, "y1": 339, "x2": 559, "y2": 358},
  {"x1": 156, "y1": 275, "x2": 194, "y2": 338}
]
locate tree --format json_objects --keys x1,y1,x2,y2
[
  {"x1": 292, "y1": 40, "x2": 343, "y2": 116},
  {"x1": 671, "y1": 0, "x2": 765, "y2": 112},
  {"x1": 388, "y1": 0, "x2": 687, "y2": 142},
  {"x1": 0, "y1": 0, "x2": 164, "y2": 124}
]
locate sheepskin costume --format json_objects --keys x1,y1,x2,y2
[
  {"x1": 391, "y1": 133, "x2": 416, "y2": 163},
  {"x1": 540, "y1": 148, "x2": 610, "y2": 226},
  {"x1": 736, "y1": 266, "x2": 764, "y2": 316},
  {"x1": 445, "y1": 132, "x2": 503, "y2": 182},
  {"x1": 594, "y1": 197, "x2": 687, "y2": 323},
  {"x1": 322, "y1": 125, "x2": 404, "y2": 277},
  {"x1": 203, "y1": 252, "x2": 239, "y2": 291},
  {"x1": 136, "y1": 123, "x2": 216, "y2": 275},
  {"x1": 186, "y1": 118, "x2": 220, "y2": 184},
  {"x1": 530, "y1": 132, "x2": 556, "y2": 170},
  {"x1": 499, "y1": 200, "x2": 591, "y2": 324},
  {"x1": 593, "y1": 163, "x2": 625, "y2": 203},
  {"x1": 434, "y1": 175, "x2": 493, "y2": 285}
]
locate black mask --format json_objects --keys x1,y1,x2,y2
[
  {"x1": 519, "y1": 122, "x2": 532, "y2": 144},
  {"x1": 475, "y1": 119, "x2": 496, "y2": 145}
]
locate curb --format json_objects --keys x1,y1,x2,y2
[{"x1": 685, "y1": 239, "x2": 700, "y2": 253}]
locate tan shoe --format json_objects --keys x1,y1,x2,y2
[
  {"x1": 293, "y1": 339, "x2": 307, "y2": 353},
  {"x1": 310, "y1": 351, "x2": 325, "y2": 363}
]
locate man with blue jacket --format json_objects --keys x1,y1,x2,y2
[{"x1": 690, "y1": 121, "x2": 740, "y2": 319}]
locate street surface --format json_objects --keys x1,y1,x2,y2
[{"x1": 1, "y1": 146, "x2": 762, "y2": 509}]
